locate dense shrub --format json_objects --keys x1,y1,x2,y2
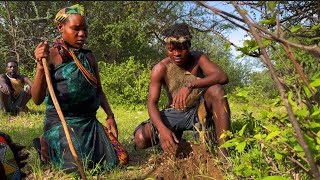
[{"x1": 98, "y1": 57, "x2": 150, "y2": 109}]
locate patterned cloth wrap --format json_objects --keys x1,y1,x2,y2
[
  {"x1": 102, "y1": 126, "x2": 129, "y2": 165},
  {"x1": 0, "y1": 132, "x2": 28, "y2": 180},
  {"x1": 42, "y1": 39, "x2": 128, "y2": 173}
]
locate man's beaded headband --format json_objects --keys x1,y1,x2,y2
[{"x1": 164, "y1": 36, "x2": 191, "y2": 43}]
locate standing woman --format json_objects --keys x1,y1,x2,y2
[{"x1": 32, "y1": 4, "x2": 127, "y2": 173}]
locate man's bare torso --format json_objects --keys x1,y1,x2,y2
[{"x1": 159, "y1": 51, "x2": 204, "y2": 106}]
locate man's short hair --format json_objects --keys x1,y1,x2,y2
[
  {"x1": 162, "y1": 23, "x2": 192, "y2": 44},
  {"x1": 6, "y1": 58, "x2": 18, "y2": 66}
]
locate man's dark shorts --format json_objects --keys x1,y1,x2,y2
[{"x1": 133, "y1": 101, "x2": 213, "y2": 146}]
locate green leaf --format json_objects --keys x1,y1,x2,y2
[
  {"x1": 290, "y1": 25, "x2": 302, "y2": 33},
  {"x1": 267, "y1": 1, "x2": 276, "y2": 11},
  {"x1": 262, "y1": 39, "x2": 271, "y2": 46},
  {"x1": 265, "y1": 131, "x2": 280, "y2": 141},
  {"x1": 311, "y1": 71, "x2": 320, "y2": 81},
  {"x1": 309, "y1": 122, "x2": 320, "y2": 128},
  {"x1": 250, "y1": 45, "x2": 260, "y2": 51},
  {"x1": 294, "y1": 144, "x2": 303, "y2": 152},
  {"x1": 310, "y1": 79, "x2": 320, "y2": 87},
  {"x1": 270, "y1": 14, "x2": 276, "y2": 24},
  {"x1": 274, "y1": 152, "x2": 283, "y2": 160},
  {"x1": 254, "y1": 133, "x2": 266, "y2": 140},
  {"x1": 236, "y1": 89, "x2": 249, "y2": 98},
  {"x1": 260, "y1": 19, "x2": 271, "y2": 24},
  {"x1": 236, "y1": 141, "x2": 246, "y2": 153},
  {"x1": 262, "y1": 176, "x2": 291, "y2": 180},
  {"x1": 311, "y1": 23, "x2": 320, "y2": 31},
  {"x1": 224, "y1": 42, "x2": 231, "y2": 51},
  {"x1": 288, "y1": 91, "x2": 298, "y2": 109},
  {"x1": 311, "y1": 110, "x2": 320, "y2": 117},
  {"x1": 238, "y1": 124, "x2": 247, "y2": 136},
  {"x1": 303, "y1": 86, "x2": 312, "y2": 98},
  {"x1": 309, "y1": 37, "x2": 320, "y2": 42},
  {"x1": 295, "y1": 108, "x2": 309, "y2": 117},
  {"x1": 221, "y1": 138, "x2": 241, "y2": 148}
]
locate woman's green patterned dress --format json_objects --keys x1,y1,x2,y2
[{"x1": 43, "y1": 48, "x2": 118, "y2": 173}]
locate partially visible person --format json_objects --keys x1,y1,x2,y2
[
  {"x1": 133, "y1": 23, "x2": 231, "y2": 158},
  {"x1": 0, "y1": 131, "x2": 29, "y2": 179},
  {"x1": 32, "y1": 4, "x2": 128, "y2": 174},
  {"x1": 0, "y1": 59, "x2": 33, "y2": 115}
]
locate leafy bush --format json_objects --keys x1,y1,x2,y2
[
  {"x1": 222, "y1": 90, "x2": 315, "y2": 179},
  {"x1": 99, "y1": 57, "x2": 150, "y2": 109}
]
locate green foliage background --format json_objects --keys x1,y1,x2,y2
[{"x1": 0, "y1": 1, "x2": 319, "y2": 179}]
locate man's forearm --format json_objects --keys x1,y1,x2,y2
[
  {"x1": 189, "y1": 74, "x2": 228, "y2": 89},
  {"x1": 148, "y1": 104, "x2": 167, "y2": 133}
]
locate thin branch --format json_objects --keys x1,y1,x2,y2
[
  {"x1": 231, "y1": 1, "x2": 320, "y2": 179},
  {"x1": 280, "y1": 44, "x2": 315, "y2": 96},
  {"x1": 195, "y1": 1, "x2": 250, "y2": 33},
  {"x1": 259, "y1": 139, "x2": 313, "y2": 177},
  {"x1": 189, "y1": 17, "x2": 261, "y2": 57},
  {"x1": 196, "y1": 1, "x2": 320, "y2": 56},
  {"x1": 237, "y1": 1, "x2": 266, "y2": 16}
]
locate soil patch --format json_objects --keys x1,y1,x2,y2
[{"x1": 141, "y1": 141, "x2": 223, "y2": 180}]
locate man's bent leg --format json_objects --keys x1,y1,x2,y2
[
  {"x1": 19, "y1": 90, "x2": 31, "y2": 109},
  {"x1": 204, "y1": 84, "x2": 231, "y2": 158},
  {"x1": 133, "y1": 122, "x2": 158, "y2": 149},
  {"x1": 0, "y1": 91, "x2": 11, "y2": 113},
  {"x1": 134, "y1": 107, "x2": 197, "y2": 150},
  {"x1": 13, "y1": 90, "x2": 31, "y2": 113}
]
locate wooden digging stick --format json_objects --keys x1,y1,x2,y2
[{"x1": 41, "y1": 58, "x2": 87, "y2": 180}]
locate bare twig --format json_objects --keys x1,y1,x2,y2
[
  {"x1": 196, "y1": 1, "x2": 320, "y2": 56},
  {"x1": 280, "y1": 44, "x2": 315, "y2": 96}
]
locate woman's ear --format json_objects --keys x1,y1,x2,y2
[{"x1": 57, "y1": 23, "x2": 64, "y2": 33}]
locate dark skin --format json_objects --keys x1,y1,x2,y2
[
  {"x1": 134, "y1": 42, "x2": 231, "y2": 156},
  {"x1": 32, "y1": 14, "x2": 118, "y2": 138},
  {"x1": 0, "y1": 62, "x2": 33, "y2": 95}
]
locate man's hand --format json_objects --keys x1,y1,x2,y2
[
  {"x1": 106, "y1": 117, "x2": 118, "y2": 138},
  {"x1": 159, "y1": 127, "x2": 179, "y2": 153},
  {"x1": 171, "y1": 86, "x2": 191, "y2": 111},
  {"x1": 0, "y1": 83, "x2": 11, "y2": 95}
]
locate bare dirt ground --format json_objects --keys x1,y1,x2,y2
[
  {"x1": 24, "y1": 140, "x2": 224, "y2": 180},
  {"x1": 140, "y1": 141, "x2": 224, "y2": 180}
]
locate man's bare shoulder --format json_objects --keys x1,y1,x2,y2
[
  {"x1": 190, "y1": 50, "x2": 205, "y2": 60},
  {"x1": 152, "y1": 57, "x2": 170, "y2": 72}
]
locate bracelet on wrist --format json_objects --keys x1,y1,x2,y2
[{"x1": 106, "y1": 113, "x2": 114, "y2": 119}]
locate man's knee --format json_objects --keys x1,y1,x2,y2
[
  {"x1": 133, "y1": 124, "x2": 153, "y2": 149},
  {"x1": 205, "y1": 84, "x2": 226, "y2": 101}
]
